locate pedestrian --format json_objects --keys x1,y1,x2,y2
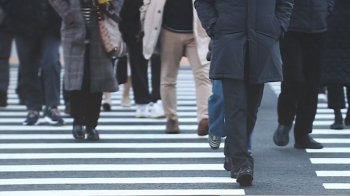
[
  {"x1": 195, "y1": 0, "x2": 294, "y2": 186},
  {"x1": 273, "y1": 0, "x2": 334, "y2": 150},
  {"x1": 321, "y1": 0, "x2": 350, "y2": 130},
  {"x1": 141, "y1": 0, "x2": 212, "y2": 134},
  {"x1": 49, "y1": 0, "x2": 124, "y2": 140}
]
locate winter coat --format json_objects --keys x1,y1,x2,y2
[
  {"x1": 48, "y1": 0, "x2": 123, "y2": 93},
  {"x1": 194, "y1": 0, "x2": 294, "y2": 84},
  {"x1": 321, "y1": 0, "x2": 350, "y2": 86}
]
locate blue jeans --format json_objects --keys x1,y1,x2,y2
[{"x1": 208, "y1": 80, "x2": 252, "y2": 151}]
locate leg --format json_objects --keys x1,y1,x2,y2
[
  {"x1": 85, "y1": 92, "x2": 103, "y2": 140},
  {"x1": 345, "y1": 86, "x2": 350, "y2": 125},
  {"x1": 102, "y1": 92, "x2": 112, "y2": 111},
  {"x1": 274, "y1": 32, "x2": 303, "y2": 146},
  {"x1": 160, "y1": 29, "x2": 184, "y2": 133},
  {"x1": 0, "y1": 28, "x2": 13, "y2": 106},
  {"x1": 185, "y1": 34, "x2": 211, "y2": 136},
  {"x1": 327, "y1": 84, "x2": 345, "y2": 129},
  {"x1": 149, "y1": 53, "x2": 165, "y2": 118}
]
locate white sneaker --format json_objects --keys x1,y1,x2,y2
[
  {"x1": 150, "y1": 100, "x2": 166, "y2": 119},
  {"x1": 135, "y1": 104, "x2": 149, "y2": 118},
  {"x1": 318, "y1": 93, "x2": 327, "y2": 102}
]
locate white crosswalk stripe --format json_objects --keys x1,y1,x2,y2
[
  {"x1": 268, "y1": 82, "x2": 350, "y2": 190},
  {"x1": 0, "y1": 67, "x2": 244, "y2": 195}
]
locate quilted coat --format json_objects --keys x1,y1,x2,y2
[
  {"x1": 48, "y1": 0, "x2": 123, "y2": 93},
  {"x1": 321, "y1": 0, "x2": 350, "y2": 86}
]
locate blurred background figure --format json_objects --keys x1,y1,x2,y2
[{"x1": 321, "y1": 0, "x2": 350, "y2": 130}]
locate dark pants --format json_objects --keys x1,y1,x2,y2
[
  {"x1": 62, "y1": 76, "x2": 70, "y2": 104},
  {"x1": 126, "y1": 38, "x2": 161, "y2": 104},
  {"x1": 222, "y1": 44, "x2": 265, "y2": 169},
  {"x1": 277, "y1": 32, "x2": 326, "y2": 140},
  {"x1": 0, "y1": 28, "x2": 13, "y2": 93},
  {"x1": 70, "y1": 44, "x2": 103, "y2": 130},
  {"x1": 327, "y1": 85, "x2": 350, "y2": 109},
  {"x1": 15, "y1": 33, "x2": 61, "y2": 111}
]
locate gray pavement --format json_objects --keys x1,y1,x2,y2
[{"x1": 0, "y1": 66, "x2": 349, "y2": 195}]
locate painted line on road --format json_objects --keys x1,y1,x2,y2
[
  {"x1": 323, "y1": 183, "x2": 350, "y2": 189},
  {"x1": 0, "y1": 143, "x2": 221, "y2": 149},
  {"x1": 306, "y1": 148, "x2": 350, "y2": 153},
  {"x1": 311, "y1": 130, "x2": 350, "y2": 135},
  {"x1": 0, "y1": 177, "x2": 236, "y2": 185},
  {"x1": 0, "y1": 152, "x2": 223, "y2": 159},
  {"x1": 310, "y1": 158, "x2": 350, "y2": 164},
  {"x1": 316, "y1": 171, "x2": 350, "y2": 177},
  {"x1": 0, "y1": 164, "x2": 226, "y2": 172},
  {"x1": 0, "y1": 118, "x2": 198, "y2": 123},
  {"x1": 312, "y1": 139, "x2": 350, "y2": 144},
  {"x1": 0, "y1": 189, "x2": 245, "y2": 196}
]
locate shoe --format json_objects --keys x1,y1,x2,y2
[
  {"x1": 197, "y1": 118, "x2": 209, "y2": 136},
  {"x1": 344, "y1": 111, "x2": 350, "y2": 126},
  {"x1": 23, "y1": 110, "x2": 40, "y2": 125},
  {"x1": 135, "y1": 104, "x2": 149, "y2": 118},
  {"x1": 273, "y1": 124, "x2": 292, "y2": 146},
  {"x1": 44, "y1": 107, "x2": 65, "y2": 125},
  {"x1": 165, "y1": 119, "x2": 180, "y2": 134},
  {"x1": 86, "y1": 128, "x2": 100, "y2": 140},
  {"x1": 208, "y1": 134, "x2": 221, "y2": 150},
  {"x1": 236, "y1": 166, "x2": 254, "y2": 186},
  {"x1": 223, "y1": 157, "x2": 238, "y2": 178},
  {"x1": 330, "y1": 122, "x2": 344, "y2": 130},
  {"x1": 0, "y1": 90, "x2": 7, "y2": 107},
  {"x1": 294, "y1": 134, "x2": 323, "y2": 149},
  {"x1": 150, "y1": 100, "x2": 166, "y2": 118},
  {"x1": 102, "y1": 103, "x2": 112, "y2": 111},
  {"x1": 72, "y1": 125, "x2": 85, "y2": 139}
]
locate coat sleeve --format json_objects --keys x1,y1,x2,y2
[
  {"x1": 275, "y1": 0, "x2": 294, "y2": 32},
  {"x1": 48, "y1": 0, "x2": 72, "y2": 21},
  {"x1": 139, "y1": 0, "x2": 150, "y2": 32},
  {"x1": 194, "y1": 0, "x2": 217, "y2": 38}
]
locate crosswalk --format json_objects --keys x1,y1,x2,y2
[
  {"x1": 269, "y1": 82, "x2": 350, "y2": 191},
  {"x1": 0, "y1": 67, "x2": 245, "y2": 195}
]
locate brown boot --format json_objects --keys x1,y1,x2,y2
[
  {"x1": 165, "y1": 119, "x2": 180, "y2": 134},
  {"x1": 197, "y1": 118, "x2": 209, "y2": 136}
]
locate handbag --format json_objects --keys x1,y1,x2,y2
[{"x1": 92, "y1": 0, "x2": 127, "y2": 58}]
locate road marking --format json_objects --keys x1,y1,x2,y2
[
  {"x1": 307, "y1": 148, "x2": 350, "y2": 153},
  {"x1": 310, "y1": 158, "x2": 350, "y2": 164},
  {"x1": 316, "y1": 171, "x2": 350, "y2": 177},
  {"x1": 323, "y1": 183, "x2": 350, "y2": 189}
]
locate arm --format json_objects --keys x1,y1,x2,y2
[
  {"x1": 194, "y1": 0, "x2": 217, "y2": 38},
  {"x1": 275, "y1": 0, "x2": 294, "y2": 32}
]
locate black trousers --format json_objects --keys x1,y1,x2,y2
[
  {"x1": 126, "y1": 38, "x2": 161, "y2": 104},
  {"x1": 327, "y1": 85, "x2": 350, "y2": 109},
  {"x1": 277, "y1": 32, "x2": 326, "y2": 140},
  {"x1": 222, "y1": 44, "x2": 265, "y2": 169},
  {"x1": 70, "y1": 44, "x2": 102, "y2": 130}
]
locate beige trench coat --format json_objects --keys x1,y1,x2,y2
[{"x1": 140, "y1": 0, "x2": 210, "y2": 66}]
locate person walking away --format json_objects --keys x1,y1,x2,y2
[
  {"x1": 273, "y1": 0, "x2": 334, "y2": 149},
  {"x1": 195, "y1": 0, "x2": 294, "y2": 186},
  {"x1": 321, "y1": 0, "x2": 350, "y2": 130},
  {"x1": 49, "y1": 0, "x2": 123, "y2": 140},
  {"x1": 141, "y1": 0, "x2": 212, "y2": 135}
]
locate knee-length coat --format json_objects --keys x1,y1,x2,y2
[
  {"x1": 48, "y1": 0, "x2": 123, "y2": 93},
  {"x1": 321, "y1": 0, "x2": 350, "y2": 86},
  {"x1": 194, "y1": 0, "x2": 294, "y2": 84}
]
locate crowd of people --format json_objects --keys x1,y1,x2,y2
[{"x1": 0, "y1": 0, "x2": 349, "y2": 187}]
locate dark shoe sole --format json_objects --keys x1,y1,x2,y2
[
  {"x1": 102, "y1": 103, "x2": 111, "y2": 111},
  {"x1": 237, "y1": 173, "x2": 253, "y2": 186},
  {"x1": 87, "y1": 134, "x2": 100, "y2": 140}
]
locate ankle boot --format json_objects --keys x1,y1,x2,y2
[{"x1": 330, "y1": 109, "x2": 344, "y2": 130}]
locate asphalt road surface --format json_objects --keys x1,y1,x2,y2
[{"x1": 0, "y1": 66, "x2": 349, "y2": 195}]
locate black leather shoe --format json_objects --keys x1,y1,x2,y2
[
  {"x1": 223, "y1": 157, "x2": 238, "y2": 178},
  {"x1": 86, "y1": 129, "x2": 100, "y2": 140},
  {"x1": 294, "y1": 135, "x2": 323, "y2": 149},
  {"x1": 236, "y1": 166, "x2": 253, "y2": 186},
  {"x1": 273, "y1": 124, "x2": 292, "y2": 146},
  {"x1": 72, "y1": 125, "x2": 85, "y2": 139}
]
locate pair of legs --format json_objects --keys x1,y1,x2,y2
[
  {"x1": 70, "y1": 43, "x2": 101, "y2": 141},
  {"x1": 274, "y1": 32, "x2": 326, "y2": 149},
  {"x1": 327, "y1": 85, "x2": 350, "y2": 129},
  {"x1": 160, "y1": 28, "x2": 211, "y2": 135},
  {"x1": 208, "y1": 79, "x2": 252, "y2": 152},
  {"x1": 16, "y1": 33, "x2": 63, "y2": 125}
]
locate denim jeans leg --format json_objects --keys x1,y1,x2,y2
[{"x1": 208, "y1": 80, "x2": 226, "y2": 137}]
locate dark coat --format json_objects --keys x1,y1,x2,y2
[
  {"x1": 49, "y1": 0, "x2": 124, "y2": 93},
  {"x1": 321, "y1": 0, "x2": 350, "y2": 86},
  {"x1": 0, "y1": 0, "x2": 61, "y2": 37},
  {"x1": 194, "y1": 0, "x2": 294, "y2": 84},
  {"x1": 288, "y1": 0, "x2": 334, "y2": 33}
]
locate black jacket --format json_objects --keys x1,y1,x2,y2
[
  {"x1": 195, "y1": 0, "x2": 294, "y2": 84},
  {"x1": 0, "y1": 0, "x2": 61, "y2": 37},
  {"x1": 288, "y1": 0, "x2": 334, "y2": 33},
  {"x1": 119, "y1": 0, "x2": 143, "y2": 41}
]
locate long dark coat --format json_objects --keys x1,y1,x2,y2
[
  {"x1": 194, "y1": 0, "x2": 294, "y2": 84},
  {"x1": 321, "y1": 0, "x2": 350, "y2": 86},
  {"x1": 48, "y1": 0, "x2": 123, "y2": 93}
]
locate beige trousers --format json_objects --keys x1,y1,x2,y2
[{"x1": 160, "y1": 28, "x2": 211, "y2": 122}]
